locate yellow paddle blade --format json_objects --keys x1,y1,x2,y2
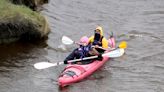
[{"x1": 119, "y1": 41, "x2": 127, "y2": 49}]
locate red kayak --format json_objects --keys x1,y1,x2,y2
[
  {"x1": 58, "y1": 54, "x2": 109, "y2": 87},
  {"x1": 58, "y1": 36, "x2": 118, "y2": 87}
]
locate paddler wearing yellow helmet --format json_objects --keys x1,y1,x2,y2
[{"x1": 89, "y1": 26, "x2": 109, "y2": 50}]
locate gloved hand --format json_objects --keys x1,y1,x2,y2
[
  {"x1": 64, "y1": 60, "x2": 68, "y2": 64},
  {"x1": 97, "y1": 53, "x2": 103, "y2": 61}
]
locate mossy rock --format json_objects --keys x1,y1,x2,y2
[
  {"x1": 10, "y1": 0, "x2": 49, "y2": 10},
  {"x1": 0, "y1": 0, "x2": 50, "y2": 44}
]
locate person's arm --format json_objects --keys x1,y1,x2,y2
[
  {"x1": 64, "y1": 49, "x2": 77, "y2": 64},
  {"x1": 102, "y1": 38, "x2": 108, "y2": 48},
  {"x1": 89, "y1": 47, "x2": 99, "y2": 55},
  {"x1": 89, "y1": 47, "x2": 103, "y2": 60},
  {"x1": 89, "y1": 36, "x2": 94, "y2": 43}
]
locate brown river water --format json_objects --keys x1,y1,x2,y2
[{"x1": 0, "y1": 0, "x2": 164, "y2": 92}]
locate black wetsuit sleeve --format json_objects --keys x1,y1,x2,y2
[{"x1": 64, "y1": 49, "x2": 77, "y2": 64}]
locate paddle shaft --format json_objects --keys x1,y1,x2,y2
[
  {"x1": 34, "y1": 48, "x2": 125, "y2": 69},
  {"x1": 65, "y1": 47, "x2": 122, "y2": 64},
  {"x1": 54, "y1": 55, "x2": 98, "y2": 66},
  {"x1": 55, "y1": 47, "x2": 121, "y2": 66},
  {"x1": 67, "y1": 55, "x2": 98, "y2": 63}
]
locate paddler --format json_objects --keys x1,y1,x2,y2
[
  {"x1": 89, "y1": 26, "x2": 109, "y2": 53},
  {"x1": 64, "y1": 36, "x2": 103, "y2": 64}
]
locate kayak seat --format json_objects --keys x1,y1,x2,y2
[{"x1": 64, "y1": 70, "x2": 77, "y2": 77}]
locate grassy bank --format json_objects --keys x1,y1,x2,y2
[
  {"x1": 0, "y1": 0, "x2": 50, "y2": 44},
  {"x1": 0, "y1": 0, "x2": 44, "y2": 25}
]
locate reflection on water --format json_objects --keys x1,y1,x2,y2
[{"x1": 0, "y1": 40, "x2": 48, "y2": 75}]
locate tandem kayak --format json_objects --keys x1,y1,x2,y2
[{"x1": 58, "y1": 48, "x2": 125, "y2": 87}]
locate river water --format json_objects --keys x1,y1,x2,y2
[{"x1": 1, "y1": 0, "x2": 164, "y2": 92}]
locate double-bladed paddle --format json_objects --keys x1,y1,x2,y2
[{"x1": 34, "y1": 40, "x2": 127, "y2": 69}]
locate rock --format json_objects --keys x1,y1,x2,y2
[
  {"x1": 0, "y1": 0, "x2": 50, "y2": 44},
  {"x1": 10, "y1": 0, "x2": 49, "y2": 11}
]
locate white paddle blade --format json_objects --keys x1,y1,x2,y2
[
  {"x1": 62, "y1": 36, "x2": 74, "y2": 45},
  {"x1": 103, "y1": 48, "x2": 125, "y2": 58},
  {"x1": 34, "y1": 62, "x2": 57, "y2": 69}
]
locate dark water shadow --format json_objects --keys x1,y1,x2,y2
[{"x1": 0, "y1": 40, "x2": 48, "y2": 73}]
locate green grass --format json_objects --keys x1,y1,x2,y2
[{"x1": 0, "y1": 0, "x2": 44, "y2": 25}]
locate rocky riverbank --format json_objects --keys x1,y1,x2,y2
[
  {"x1": 0, "y1": 0, "x2": 50, "y2": 44},
  {"x1": 10, "y1": 0, "x2": 48, "y2": 11}
]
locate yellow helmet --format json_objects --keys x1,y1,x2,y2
[{"x1": 95, "y1": 26, "x2": 103, "y2": 36}]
